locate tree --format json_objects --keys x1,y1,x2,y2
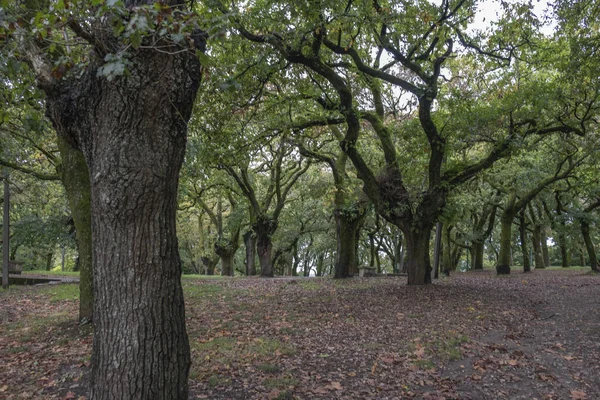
[
  {"x1": 215, "y1": 0, "x2": 584, "y2": 284},
  {"x1": 494, "y1": 149, "x2": 584, "y2": 274},
  {"x1": 297, "y1": 126, "x2": 367, "y2": 278},
  {"x1": 221, "y1": 135, "x2": 311, "y2": 277},
  {"x1": 3, "y1": 0, "x2": 205, "y2": 397},
  {"x1": 0, "y1": 74, "x2": 93, "y2": 322}
]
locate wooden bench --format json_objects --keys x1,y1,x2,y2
[
  {"x1": 8, "y1": 260, "x2": 23, "y2": 275},
  {"x1": 358, "y1": 267, "x2": 377, "y2": 277}
]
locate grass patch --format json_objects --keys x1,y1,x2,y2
[
  {"x1": 257, "y1": 363, "x2": 280, "y2": 373},
  {"x1": 264, "y1": 376, "x2": 298, "y2": 390},
  {"x1": 248, "y1": 337, "x2": 296, "y2": 357},
  {"x1": 297, "y1": 280, "x2": 323, "y2": 291},
  {"x1": 432, "y1": 332, "x2": 470, "y2": 361},
  {"x1": 39, "y1": 283, "x2": 79, "y2": 302},
  {"x1": 25, "y1": 270, "x2": 80, "y2": 277},
  {"x1": 412, "y1": 359, "x2": 436, "y2": 370},
  {"x1": 182, "y1": 274, "x2": 230, "y2": 280},
  {"x1": 2, "y1": 312, "x2": 72, "y2": 343},
  {"x1": 184, "y1": 283, "x2": 225, "y2": 300},
  {"x1": 193, "y1": 336, "x2": 295, "y2": 368}
]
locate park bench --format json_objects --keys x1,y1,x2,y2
[
  {"x1": 358, "y1": 267, "x2": 377, "y2": 277},
  {"x1": 8, "y1": 260, "x2": 23, "y2": 275}
]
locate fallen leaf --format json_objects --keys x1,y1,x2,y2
[
  {"x1": 570, "y1": 390, "x2": 587, "y2": 399},
  {"x1": 414, "y1": 345, "x2": 425, "y2": 358},
  {"x1": 371, "y1": 362, "x2": 378, "y2": 374}
]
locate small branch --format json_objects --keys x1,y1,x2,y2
[
  {"x1": 67, "y1": 18, "x2": 109, "y2": 58},
  {"x1": 0, "y1": 159, "x2": 60, "y2": 181}
]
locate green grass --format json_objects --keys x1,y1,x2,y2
[
  {"x1": 182, "y1": 274, "x2": 230, "y2": 280},
  {"x1": 183, "y1": 283, "x2": 226, "y2": 300},
  {"x1": 24, "y1": 269, "x2": 80, "y2": 277},
  {"x1": 297, "y1": 280, "x2": 323, "y2": 291},
  {"x1": 39, "y1": 283, "x2": 80, "y2": 302},
  {"x1": 263, "y1": 376, "x2": 298, "y2": 390},
  {"x1": 257, "y1": 363, "x2": 280, "y2": 373},
  {"x1": 412, "y1": 359, "x2": 436, "y2": 370},
  {"x1": 192, "y1": 336, "x2": 296, "y2": 367}
]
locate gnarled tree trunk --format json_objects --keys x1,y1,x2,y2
[
  {"x1": 255, "y1": 215, "x2": 277, "y2": 277},
  {"x1": 497, "y1": 212, "x2": 513, "y2": 275},
  {"x1": 44, "y1": 36, "x2": 200, "y2": 400},
  {"x1": 581, "y1": 220, "x2": 598, "y2": 272},
  {"x1": 404, "y1": 228, "x2": 433, "y2": 285},
  {"x1": 243, "y1": 230, "x2": 257, "y2": 276},
  {"x1": 334, "y1": 208, "x2": 364, "y2": 278}
]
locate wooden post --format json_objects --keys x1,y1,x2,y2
[{"x1": 2, "y1": 171, "x2": 9, "y2": 289}]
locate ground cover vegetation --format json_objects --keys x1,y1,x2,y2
[{"x1": 0, "y1": 0, "x2": 599, "y2": 398}]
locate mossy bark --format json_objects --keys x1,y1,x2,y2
[
  {"x1": 405, "y1": 228, "x2": 433, "y2": 285},
  {"x1": 496, "y1": 212, "x2": 513, "y2": 275},
  {"x1": 581, "y1": 221, "x2": 598, "y2": 272},
  {"x1": 56, "y1": 136, "x2": 93, "y2": 323},
  {"x1": 334, "y1": 208, "x2": 364, "y2": 279}
]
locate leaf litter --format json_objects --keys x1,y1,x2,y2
[{"x1": 0, "y1": 269, "x2": 598, "y2": 399}]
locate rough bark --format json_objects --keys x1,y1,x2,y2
[
  {"x1": 541, "y1": 226, "x2": 551, "y2": 267},
  {"x1": 243, "y1": 230, "x2": 257, "y2": 276},
  {"x1": 581, "y1": 221, "x2": 598, "y2": 271},
  {"x1": 441, "y1": 224, "x2": 453, "y2": 276},
  {"x1": 497, "y1": 212, "x2": 513, "y2": 275},
  {"x1": 531, "y1": 224, "x2": 545, "y2": 269},
  {"x1": 472, "y1": 241, "x2": 485, "y2": 270},
  {"x1": 57, "y1": 136, "x2": 93, "y2": 323},
  {"x1": 42, "y1": 24, "x2": 201, "y2": 400},
  {"x1": 528, "y1": 203, "x2": 545, "y2": 269},
  {"x1": 215, "y1": 240, "x2": 237, "y2": 277},
  {"x1": 519, "y1": 211, "x2": 531, "y2": 272},
  {"x1": 255, "y1": 215, "x2": 277, "y2": 277},
  {"x1": 405, "y1": 228, "x2": 433, "y2": 285},
  {"x1": 334, "y1": 208, "x2": 364, "y2": 279}
]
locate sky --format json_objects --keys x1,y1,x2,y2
[{"x1": 470, "y1": 0, "x2": 556, "y2": 35}]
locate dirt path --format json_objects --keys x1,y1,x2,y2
[{"x1": 447, "y1": 271, "x2": 600, "y2": 400}]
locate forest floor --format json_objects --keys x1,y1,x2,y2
[{"x1": 0, "y1": 268, "x2": 599, "y2": 399}]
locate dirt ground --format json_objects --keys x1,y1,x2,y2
[{"x1": 0, "y1": 268, "x2": 598, "y2": 399}]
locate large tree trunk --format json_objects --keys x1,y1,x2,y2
[
  {"x1": 254, "y1": 216, "x2": 277, "y2": 277},
  {"x1": 393, "y1": 230, "x2": 403, "y2": 274},
  {"x1": 257, "y1": 233, "x2": 273, "y2": 277},
  {"x1": 496, "y1": 212, "x2": 513, "y2": 275},
  {"x1": 519, "y1": 211, "x2": 531, "y2": 273},
  {"x1": 559, "y1": 237, "x2": 569, "y2": 268},
  {"x1": 472, "y1": 241, "x2": 485, "y2": 270},
  {"x1": 57, "y1": 136, "x2": 93, "y2": 323},
  {"x1": 541, "y1": 226, "x2": 551, "y2": 267},
  {"x1": 243, "y1": 230, "x2": 257, "y2": 276},
  {"x1": 404, "y1": 228, "x2": 432, "y2": 285},
  {"x1": 215, "y1": 241, "x2": 237, "y2": 277},
  {"x1": 334, "y1": 209, "x2": 362, "y2": 278},
  {"x1": 44, "y1": 31, "x2": 200, "y2": 400},
  {"x1": 581, "y1": 220, "x2": 598, "y2": 272},
  {"x1": 441, "y1": 224, "x2": 453, "y2": 276},
  {"x1": 531, "y1": 224, "x2": 545, "y2": 269}
]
